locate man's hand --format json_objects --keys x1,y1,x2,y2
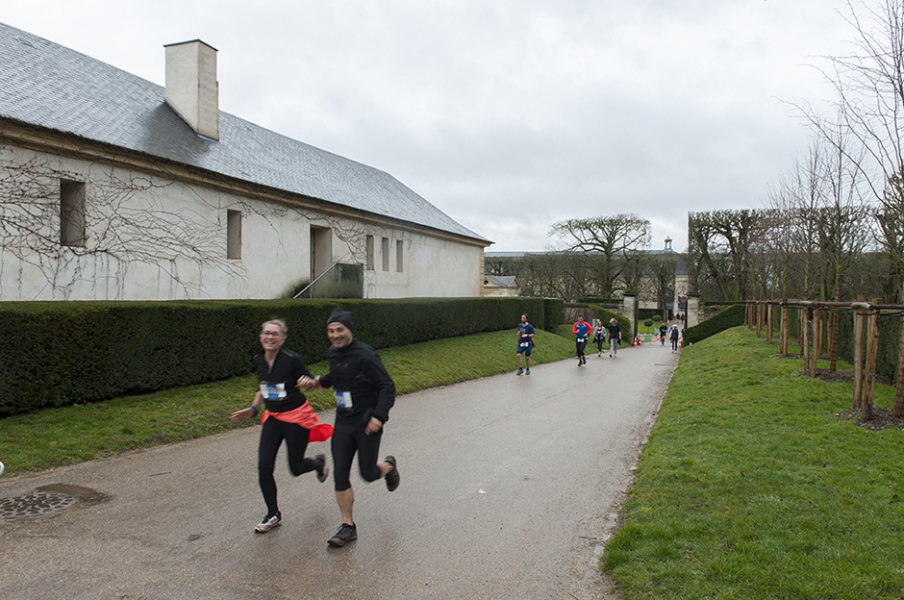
[{"x1": 365, "y1": 417, "x2": 383, "y2": 435}]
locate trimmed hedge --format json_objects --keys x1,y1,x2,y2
[
  {"x1": 0, "y1": 297, "x2": 548, "y2": 416},
  {"x1": 591, "y1": 305, "x2": 631, "y2": 345},
  {"x1": 683, "y1": 304, "x2": 745, "y2": 345},
  {"x1": 543, "y1": 297, "x2": 565, "y2": 332}
]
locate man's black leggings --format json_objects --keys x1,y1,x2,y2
[
  {"x1": 258, "y1": 416, "x2": 318, "y2": 517},
  {"x1": 331, "y1": 419, "x2": 383, "y2": 491}
]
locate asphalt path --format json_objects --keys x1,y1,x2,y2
[{"x1": 0, "y1": 338, "x2": 678, "y2": 600}]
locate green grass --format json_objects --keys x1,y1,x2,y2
[
  {"x1": 602, "y1": 326, "x2": 904, "y2": 600},
  {"x1": 0, "y1": 329, "x2": 575, "y2": 473}
]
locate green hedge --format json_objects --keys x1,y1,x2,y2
[
  {"x1": 683, "y1": 304, "x2": 745, "y2": 345},
  {"x1": 543, "y1": 297, "x2": 565, "y2": 332},
  {"x1": 591, "y1": 305, "x2": 631, "y2": 345},
  {"x1": 0, "y1": 297, "x2": 548, "y2": 416},
  {"x1": 576, "y1": 297, "x2": 620, "y2": 305}
]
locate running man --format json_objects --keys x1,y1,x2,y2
[
  {"x1": 299, "y1": 307, "x2": 400, "y2": 548},
  {"x1": 516, "y1": 313, "x2": 536, "y2": 375}
]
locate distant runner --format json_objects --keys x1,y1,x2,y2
[{"x1": 516, "y1": 313, "x2": 536, "y2": 375}]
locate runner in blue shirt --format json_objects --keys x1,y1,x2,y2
[{"x1": 516, "y1": 313, "x2": 535, "y2": 375}]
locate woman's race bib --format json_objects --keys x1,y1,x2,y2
[{"x1": 260, "y1": 382, "x2": 287, "y2": 399}]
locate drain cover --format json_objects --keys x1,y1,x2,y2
[{"x1": 0, "y1": 484, "x2": 106, "y2": 523}]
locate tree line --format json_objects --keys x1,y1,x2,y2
[
  {"x1": 692, "y1": 0, "x2": 904, "y2": 304},
  {"x1": 493, "y1": 1, "x2": 904, "y2": 307}
]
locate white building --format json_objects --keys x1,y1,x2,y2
[{"x1": 0, "y1": 24, "x2": 491, "y2": 301}]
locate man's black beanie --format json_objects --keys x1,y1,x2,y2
[{"x1": 326, "y1": 307, "x2": 355, "y2": 332}]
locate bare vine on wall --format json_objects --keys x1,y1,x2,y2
[{"x1": 0, "y1": 149, "x2": 245, "y2": 300}]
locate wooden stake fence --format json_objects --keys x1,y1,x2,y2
[{"x1": 747, "y1": 298, "x2": 904, "y2": 421}]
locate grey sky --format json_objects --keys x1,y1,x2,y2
[{"x1": 4, "y1": 0, "x2": 856, "y2": 252}]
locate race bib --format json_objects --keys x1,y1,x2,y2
[
  {"x1": 260, "y1": 382, "x2": 287, "y2": 399},
  {"x1": 335, "y1": 390, "x2": 353, "y2": 409},
  {"x1": 520, "y1": 342, "x2": 530, "y2": 347},
  {"x1": 577, "y1": 337, "x2": 585, "y2": 343}
]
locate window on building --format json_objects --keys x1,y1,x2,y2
[
  {"x1": 396, "y1": 239, "x2": 404, "y2": 272},
  {"x1": 382, "y1": 237, "x2": 390, "y2": 271},
  {"x1": 227, "y1": 209, "x2": 242, "y2": 259},
  {"x1": 366, "y1": 235, "x2": 374, "y2": 271},
  {"x1": 60, "y1": 180, "x2": 86, "y2": 247}
]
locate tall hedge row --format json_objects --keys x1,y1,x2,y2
[
  {"x1": 0, "y1": 296, "x2": 549, "y2": 416},
  {"x1": 683, "y1": 304, "x2": 746, "y2": 345}
]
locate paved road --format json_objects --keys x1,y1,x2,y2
[{"x1": 0, "y1": 339, "x2": 678, "y2": 600}]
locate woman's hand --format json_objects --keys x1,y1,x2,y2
[
  {"x1": 297, "y1": 375, "x2": 320, "y2": 391},
  {"x1": 230, "y1": 407, "x2": 254, "y2": 421}
]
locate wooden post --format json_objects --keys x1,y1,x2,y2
[
  {"x1": 766, "y1": 301, "x2": 773, "y2": 345},
  {"x1": 895, "y1": 307, "x2": 904, "y2": 419},
  {"x1": 780, "y1": 301, "x2": 789, "y2": 358},
  {"x1": 829, "y1": 286, "x2": 841, "y2": 373},
  {"x1": 802, "y1": 304, "x2": 811, "y2": 372},
  {"x1": 863, "y1": 301, "x2": 880, "y2": 422},
  {"x1": 810, "y1": 307, "x2": 819, "y2": 378},
  {"x1": 756, "y1": 301, "x2": 762, "y2": 338},
  {"x1": 852, "y1": 300, "x2": 866, "y2": 409}
]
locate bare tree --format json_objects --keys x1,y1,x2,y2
[
  {"x1": 687, "y1": 209, "x2": 766, "y2": 301},
  {"x1": 548, "y1": 214, "x2": 651, "y2": 297}
]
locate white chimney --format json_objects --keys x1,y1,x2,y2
[{"x1": 164, "y1": 39, "x2": 219, "y2": 140}]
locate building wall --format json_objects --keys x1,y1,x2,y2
[{"x1": 0, "y1": 142, "x2": 483, "y2": 301}]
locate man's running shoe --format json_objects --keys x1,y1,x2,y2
[
  {"x1": 315, "y1": 453, "x2": 329, "y2": 483},
  {"x1": 385, "y1": 455, "x2": 400, "y2": 492},
  {"x1": 255, "y1": 513, "x2": 281, "y2": 533},
  {"x1": 525, "y1": 369, "x2": 530, "y2": 375},
  {"x1": 516, "y1": 368, "x2": 524, "y2": 375},
  {"x1": 328, "y1": 523, "x2": 358, "y2": 547}
]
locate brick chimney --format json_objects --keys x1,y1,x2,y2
[{"x1": 164, "y1": 40, "x2": 219, "y2": 140}]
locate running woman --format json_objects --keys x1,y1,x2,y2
[{"x1": 230, "y1": 319, "x2": 329, "y2": 533}]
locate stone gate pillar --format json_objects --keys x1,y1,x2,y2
[
  {"x1": 686, "y1": 294, "x2": 701, "y2": 328},
  {"x1": 622, "y1": 293, "x2": 637, "y2": 338}
]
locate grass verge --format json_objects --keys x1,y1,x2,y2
[
  {"x1": 602, "y1": 326, "x2": 904, "y2": 600},
  {"x1": 0, "y1": 329, "x2": 575, "y2": 473}
]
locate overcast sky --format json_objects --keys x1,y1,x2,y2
[{"x1": 4, "y1": 0, "x2": 860, "y2": 252}]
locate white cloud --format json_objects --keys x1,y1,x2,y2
[{"x1": 2, "y1": 0, "x2": 860, "y2": 252}]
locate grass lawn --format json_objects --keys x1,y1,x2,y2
[
  {"x1": 0, "y1": 328, "x2": 576, "y2": 473},
  {"x1": 603, "y1": 326, "x2": 904, "y2": 600}
]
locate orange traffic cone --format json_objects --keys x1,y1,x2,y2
[{"x1": 678, "y1": 338, "x2": 682, "y2": 350}]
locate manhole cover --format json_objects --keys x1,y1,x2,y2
[{"x1": 0, "y1": 484, "x2": 106, "y2": 523}]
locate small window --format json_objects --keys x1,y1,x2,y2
[
  {"x1": 227, "y1": 209, "x2": 242, "y2": 259},
  {"x1": 382, "y1": 237, "x2": 390, "y2": 272},
  {"x1": 396, "y1": 239, "x2": 403, "y2": 272},
  {"x1": 60, "y1": 180, "x2": 86, "y2": 247},
  {"x1": 366, "y1": 235, "x2": 374, "y2": 271}
]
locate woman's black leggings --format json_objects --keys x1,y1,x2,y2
[
  {"x1": 258, "y1": 416, "x2": 318, "y2": 517},
  {"x1": 331, "y1": 419, "x2": 383, "y2": 491},
  {"x1": 671, "y1": 336, "x2": 679, "y2": 351}
]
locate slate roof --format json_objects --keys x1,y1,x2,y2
[
  {"x1": 0, "y1": 22, "x2": 489, "y2": 244},
  {"x1": 484, "y1": 275, "x2": 517, "y2": 287}
]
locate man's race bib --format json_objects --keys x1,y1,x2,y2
[
  {"x1": 335, "y1": 390, "x2": 354, "y2": 409},
  {"x1": 520, "y1": 341, "x2": 531, "y2": 347},
  {"x1": 577, "y1": 337, "x2": 585, "y2": 343},
  {"x1": 260, "y1": 382, "x2": 287, "y2": 399}
]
